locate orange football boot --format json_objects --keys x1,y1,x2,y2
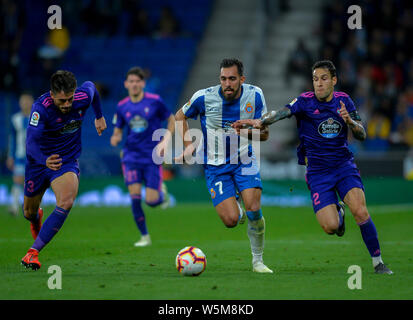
[{"x1": 21, "y1": 248, "x2": 41, "y2": 270}]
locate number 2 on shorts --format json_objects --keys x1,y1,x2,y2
[{"x1": 312, "y1": 192, "x2": 320, "y2": 206}]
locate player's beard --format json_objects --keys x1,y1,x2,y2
[{"x1": 223, "y1": 84, "x2": 240, "y2": 101}]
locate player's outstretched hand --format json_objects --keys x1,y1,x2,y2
[
  {"x1": 339, "y1": 100, "x2": 352, "y2": 125},
  {"x1": 95, "y1": 117, "x2": 107, "y2": 136},
  {"x1": 231, "y1": 119, "x2": 262, "y2": 134},
  {"x1": 46, "y1": 154, "x2": 62, "y2": 171}
]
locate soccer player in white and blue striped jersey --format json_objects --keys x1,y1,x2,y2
[
  {"x1": 175, "y1": 58, "x2": 273, "y2": 273},
  {"x1": 7, "y1": 93, "x2": 33, "y2": 216}
]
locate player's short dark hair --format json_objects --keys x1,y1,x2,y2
[
  {"x1": 126, "y1": 66, "x2": 146, "y2": 80},
  {"x1": 220, "y1": 58, "x2": 244, "y2": 76},
  {"x1": 50, "y1": 70, "x2": 77, "y2": 94},
  {"x1": 312, "y1": 60, "x2": 337, "y2": 78}
]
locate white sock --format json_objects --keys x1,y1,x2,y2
[
  {"x1": 11, "y1": 184, "x2": 22, "y2": 210},
  {"x1": 236, "y1": 201, "x2": 243, "y2": 225},
  {"x1": 372, "y1": 255, "x2": 383, "y2": 268},
  {"x1": 247, "y1": 217, "x2": 265, "y2": 264}
]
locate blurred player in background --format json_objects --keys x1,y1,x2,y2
[
  {"x1": 233, "y1": 60, "x2": 393, "y2": 274},
  {"x1": 175, "y1": 58, "x2": 273, "y2": 273},
  {"x1": 21, "y1": 70, "x2": 107, "y2": 270},
  {"x1": 6, "y1": 92, "x2": 33, "y2": 216},
  {"x1": 110, "y1": 66, "x2": 175, "y2": 247}
]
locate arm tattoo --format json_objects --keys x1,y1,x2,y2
[
  {"x1": 348, "y1": 120, "x2": 366, "y2": 141},
  {"x1": 260, "y1": 107, "x2": 292, "y2": 125}
]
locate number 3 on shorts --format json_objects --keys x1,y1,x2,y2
[{"x1": 215, "y1": 181, "x2": 223, "y2": 195}]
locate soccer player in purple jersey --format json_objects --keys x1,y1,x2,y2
[
  {"x1": 110, "y1": 67, "x2": 175, "y2": 247},
  {"x1": 233, "y1": 60, "x2": 393, "y2": 274},
  {"x1": 21, "y1": 70, "x2": 107, "y2": 270}
]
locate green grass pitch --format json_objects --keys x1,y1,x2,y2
[{"x1": 1, "y1": 203, "x2": 412, "y2": 300}]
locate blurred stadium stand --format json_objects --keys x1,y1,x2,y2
[{"x1": 1, "y1": 0, "x2": 413, "y2": 180}]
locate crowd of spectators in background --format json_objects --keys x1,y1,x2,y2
[
  {"x1": 286, "y1": 0, "x2": 413, "y2": 153},
  {"x1": 0, "y1": 0, "x2": 182, "y2": 94},
  {"x1": 2, "y1": 0, "x2": 412, "y2": 154}
]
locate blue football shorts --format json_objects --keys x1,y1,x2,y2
[
  {"x1": 305, "y1": 161, "x2": 364, "y2": 213},
  {"x1": 205, "y1": 160, "x2": 262, "y2": 207},
  {"x1": 24, "y1": 160, "x2": 80, "y2": 197},
  {"x1": 122, "y1": 161, "x2": 163, "y2": 191}
]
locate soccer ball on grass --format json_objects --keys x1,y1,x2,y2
[{"x1": 175, "y1": 246, "x2": 206, "y2": 276}]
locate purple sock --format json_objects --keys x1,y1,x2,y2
[
  {"x1": 32, "y1": 206, "x2": 70, "y2": 252},
  {"x1": 145, "y1": 191, "x2": 164, "y2": 207},
  {"x1": 358, "y1": 217, "x2": 381, "y2": 257},
  {"x1": 131, "y1": 194, "x2": 148, "y2": 235}
]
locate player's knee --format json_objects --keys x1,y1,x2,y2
[
  {"x1": 352, "y1": 206, "x2": 369, "y2": 223},
  {"x1": 223, "y1": 215, "x2": 238, "y2": 228},
  {"x1": 320, "y1": 220, "x2": 339, "y2": 235},
  {"x1": 244, "y1": 201, "x2": 261, "y2": 213},
  {"x1": 57, "y1": 197, "x2": 75, "y2": 211}
]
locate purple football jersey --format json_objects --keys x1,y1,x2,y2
[
  {"x1": 114, "y1": 92, "x2": 171, "y2": 164},
  {"x1": 26, "y1": 81, "x2": 103, "y2": 166},
  {"x1": 286, "y1": 91, "x2": 357, "y2": 170}
]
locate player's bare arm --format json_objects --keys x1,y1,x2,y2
[
  {"x1": 339, "y1": 100, "x2": 366, "y2": 141},
  {"x1": 233, "y1": 107, "x2": 292, "y2": 131},
  {"x1": 174, "y1": 109, "x2": 196, "y2": 162},
  {"x1": 157, "y1": 114, "x2": 176, "y2": 157},
  {"x1": 110, "y1": 127, "x2": 123, "y2": 146},
  {"x1": 237, "y1": 124, "x2": 269, "y2": 141}
]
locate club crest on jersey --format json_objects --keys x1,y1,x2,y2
[
  {"x1": 30, "y1": 112, "x2": 40, "y2": 126},
  {"x1": 130, "y1": 115, "x2": 148, "y2": 133},
  {"x1": 144, "y1": 107, "x2": 150, "y2": 114},
  {"x1": 245, "y1": 102, "x2": 253, "y2": 114},
  {"x1": 318, "y1": 117, "x2": 342, "y2": 138}
]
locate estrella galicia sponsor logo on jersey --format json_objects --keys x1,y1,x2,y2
[
  {"x1": 60, "y1": 120, "x2": 82, "y2": 134},
  {"x1": 318, "y1": 117, "x2": 342, "y2": 138},
  {"x1": 130, "y1": 115, "x2": 148, "y2": 133}
]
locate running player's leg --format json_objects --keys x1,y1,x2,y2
[
  {"x1": 22, "y1": 169, "x2": 78, "y2": 270},
  {"x1": 207, "y1": 170, "x2": 243, "y2": 228},
  {"x1": 9, "y1": 163, "x2": 25, "y2": 216},
  {"x1": 30, "y1": 171, "x2": 78, "y2": 253},
  {"x1": 23, "y1": 162, "x2": 49, "y2": 238},
  {"x1": 307, "y1": 171, "x2": 344, "y2": 236},
  {"x1": 215, "y1": 196, "x2": 242, "y2": 228},
  {"x1": 234, "y1": 160, "x2": 272, "y2": 273},
  {"x1": 240, "y1": 187, "x2": 272, "y2": 273},
  {"x1": 342, "y1": 187, "x2": 392, "y2": 274},
  {"x1": 128, "y1": 183, "x2": 151, "y2": 247},
  {"x1": 144, "y1": 164, "x2": 169, "y2": 208},
  {"x1": 122, "y1": 163, "x2": 151, "y2": 246}
]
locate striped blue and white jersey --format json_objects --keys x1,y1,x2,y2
[
  {"x1": 182, "y1": 83, "x2": 267, "y2": 166},
  {"x1": 8, "y1": 112, "x2": 29, "y2": 161}
]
